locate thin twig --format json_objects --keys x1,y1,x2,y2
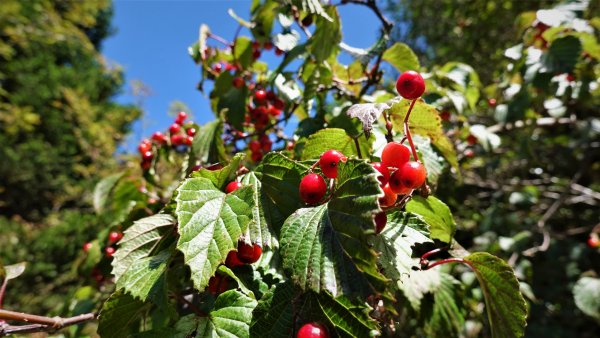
[{"x1": 0, "y1": 309, "x2": 96, "y2": 336}]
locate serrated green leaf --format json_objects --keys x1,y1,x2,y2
[
  {"x1": 196, "y1": 290, "x2": 258, "y2": 338},
  {"x1": 191, "y1": 153, "x2": 245, "y2": 191},
  {"x1": 406, "y1": 196, "x2": 456, "y2": 244},
  {"x1": 134, "y1": 314, "x2": 200, "y2": 338},
  {"x1": 3, "y1": 262, "x2": 26, "y2": 280},
  {"x1": 250, "y1": 282, "x2": 296, "y2": 338},
  {"x1": 234, "y1": 36, "x2": 255, "y2": 70},
  {"x1": 279, "y1": 159, "x2": 386, "y2": 297},
  {"x1": 255, "y1": 152, "x2": 309, "y2": 226},
  {"x1": 315, "y1": 293, "x2": 380, "y2": 337},
  {"x1": 543, "y1": 35, "x2": 582, "y2": 74},
  {"x1": 116, "y1": 249, "x2": 172, "y2": 303},
  {"x1": 98, "y1": 291, "x2": 151, "y2": 338},
  {"x1": 389, "y1": 99, "x2": 458, "y2": 170},
  {"x1": 464, "y1": 252, "x2": 527, "y2": 338},
  {"x1": 413, "y1": 135, "x2": 445, "y2": 185},
  {"x1": 240, "y1": 172, "x2": 272, "y2": 247},
  {"x1": 300, "y1": 128, "x2": 371, "y2": 160},
  {"x1": 217, "y1": 85, "x2": 249, "y2": 131},
  {"x1": 93, "y1": 172, "x2": 125, "y2": 214},
  {"x1": 424, "y1": 273, "x2": 465, "y2": 338},
  {"x1": 382, "y1": 42, "x2": 420, "y2": 73},
  {"x1": 175, "y1": 177, "x2": 253, "y2": 291},
  {"x1": 112, "y1": 214, "x2": 175, "y2": 282},
  {"x1": 573, "y1": 277, "x2": 600, "y2": 320},
  {"x1": 189, "y1": 120, "x2": 228, "y2": 168},
  {"x1": 299, "y1": 0, "x2": 333, "y2": 22},
  {"x1": 309, "y1": 6, "x2": 341, "y2": 62},
  {"x1": 251, "y1": 0, "x2": 278, "y2": 40}
]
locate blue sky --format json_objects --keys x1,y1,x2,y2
[{"x1": 103, "y1": 0, "x2": 382, "y2": 152}]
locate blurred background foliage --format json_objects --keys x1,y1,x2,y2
[{"x1": 0, "y1": 0, "x2": 598, "y2": 337}]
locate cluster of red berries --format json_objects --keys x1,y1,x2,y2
[
  {"x1": 83, "y1": 230, "x2": 123, "y2": 258},
  {"x1": 137, "y1": 112, "x2": 196, "y2": 171},
  {"x1": 251, "y1": 40, "x2": 284, "y2": 59},
  {"x1": 244, "y1": 89, "x2": 285, "y2": 161},
  {"x1": 298, "y1": 150, "x2": 348, "y2": 205},
  {"x1": 588, "y1": 234, "x2": 599, "y2": 248}
]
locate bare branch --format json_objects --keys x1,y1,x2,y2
[{"x1": 0, "y1": 309, "x2": 96, "y2": 336}]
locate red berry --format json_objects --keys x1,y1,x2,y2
[
  {"x1": 169, "y1": 123, "x2": 181, "y2": 134},
  {"x1": 184, "y1": 136, "x2": 194, "y2": 146},
  {"x1": 299, "y1": 174, "x2": 327, "y2": 204},
  {"x1": 213, "y1": 63, "x2": 223, "y2": 73},
  {"x1": 566, "y1": 73, "x2": 575, "y2": 82},
  {"x1": 224, "y1": 62, "x2": 236, "y2": 71},
  {"x1": 225, "y1": 181, "x2": 243, "y2": 193},
  {"x1": 398, "y1": 161, "x2": 427, "y2": 189},
  {"x1": 266, "y1": 91, "x2": 277, "y2": 101},
  {"x1": 381, "y1": 142, "x2": 410, "y2": 168},
  {"x1": 187, "y1": 128, "x2": 197, "y2": 137},
  {"x1": 487, "y1": 98, "x2": 497, "y2": 107},
  {"x1": 297, "y1": 322, "x2": 328, "y2": 338},
  {"x1": 319, "y1": 150, "x2": 347, "y2": 179},
  {"x1": 264, "y1": 41, "x2": 273, "y2": 50},
  {"x1": 388, "y1": 170, "x2": 413, "y2": 195},
  {"x1": 141, "y1": 160, "x2": 152, "y2": 171},
  {"x1": 588, "y1": 236, "x2": 599, "y2": 248},
  {"x1": 371, "y1": 162, "x2": 390, "y2": 186},
  {"x1": 233, "y1": 77, "x2": 244, "y2": 88},
  {"x1": 254, "y1": 90, "x2": 267, "y2": 103},
  {"x1": 252, "y1": 49, "x2": 261, "y2": 59},
  {"x1": 275, "y1": 47, "x2": 284, "y2": 56},
  {"x1": 375, "y1": 212, "x2": 387, "y2": 234},
  {"x1": 301, "y1": 15, "x2": 313, "y2": 27},
  {"x1": 252, "y1": 41, "x2": 261, "y2": 49},
  {"x1": 286, "y1": 141, "x2": 295, "y2": 150},
  {"x1": 225, "y1": 250, "x2": 244, "y2": 268},
  {"x1": 171, "y1": 134, "x2": 184, "y2": 145},
  {"x1": 138, "y1": 140, "x2": 151, "y2": 154},
  {"x1": 379, "y1": 184, "x2": 397, "y2": 207},
  {"x1": 176, "y1": 111, "x2": 187, "y2": 124},
  {"x1": 396, "y1": 71, "x2": 425, "y2": 99},
  {"x1": 268, "y1": 105, "x2": 282, "y2": 117},
  {"x1": 152, "y1": 132, "x2": 167, "y2": 143},
  {"x1": 466, "y1": 134, "x2": 477, "y2": 145},
  {"x1": 464, "y1": 149, "x2": 475, "y2": 158},
  {"x1": 108, "y1": 231, "x2": 122, "y2": 243},
  {"x1": 83, "y1": 242, "x2": 93, "y2": 252},
  {"x1": 207, "y1": 274, "x2": 229, "y2": 294},
  {"x1": 251, "y1": 151, "x2": 263, "y2": 162},
  {"x1": 105, "y1": 247, "x2": 115, "y2": 258},
  {"x1": 142, "y1": 151, "x2": 154, "y2": 161},
  {"x1": 273, "y1": 98, "x2": 285, "y2": 110},
  {"x1": 237, "y1": 240, "x2": 262, "y2": 264},
  {"x1": 249, "y1": 140, "x2": 261, "y2": 152},
  {"x1": 440, "y1": 111, "x2": 451, "y2": 121},
  {"x1": 260, "y1": 135, "x2": 272, "y2": 152}
]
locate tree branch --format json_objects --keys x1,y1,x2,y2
[{"x1": 0, "y1": 309, "x2": 96, "y2": 336}]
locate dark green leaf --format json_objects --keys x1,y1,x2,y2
[
  {"x1": 241, "y1": 172, "x2": 272, "y2": 247},
  {"x1": 424, "y1": 273, "x2": 466, "y2": 338},
  {"x1": 464, "y1": 252, "x2": 528, "y2": 338},
  {"x1": 309, "y1": 6, "x2": 341, "y2": 62},
  {"x1": 300, "y1": 128, "x2": 371, "y2": 160},
  {"x1": 198, "y1": 290, "x2": 258, "y2": 337},
  {"x1": 98, "y1": 291, "x2": 151, "y2": 338},
  {"x1": 543, "y1": 35, "x2": 582, "y2": 74},
  {"x1": 189, "y1": 120, "x2": 228, "y2": 168},
  {"x1": 251, "y1": 282, "x2": 296, "y2": 338},
  {"x1": 315, "y1": 293, "x2": 380, "y2": 337},
  {"x1": 93, "y1": 172, "x2": 125, "y2": 214},
  {"x1": 116, "y1": 249, "x2": 172, "y2": 304},
  {"x1": 191, "y1": 152, "x2": 244, "y2": 191}
]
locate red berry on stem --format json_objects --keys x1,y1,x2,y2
[
  {"x1": 171, "y1": 134, "x2": 184, "y2": 145},
  {"x1": 299, "y1": 174, "x2": 327, "y2": 204},
  {"x1": 264, "y1": 41, "x2": 273, "y2": 50},
  {"x1": 142, "y1": 151, "x2": 154, "y2": 161},
  {"x1": 252, "y1": 49, "x2": 261, "y2": 59},
  {"x1": 237, "y1": 240, "x2": 262, "y2": 264},
  {"x1": 273, "y1": 98, "x2": 285, "y2": 110},
  {"x1": 388, "y1": 170, "x2": 413, "y2": 195},
  {"x1": 275, "y1": 47, "x2": 284, "y2": 56},
  {"x1": 371, "y1": 162, "x2": 390, "y2": 186},
  {"x1": 152, "y1": 131, "x2": 167, "y2": 143},
  {"x1": 225, "y1": 250, "x2": 244, "y2": 268},
  {"x1": 487, "y1": 98, "x2": 497, "y2": 107},
  {"x1": 138, "y1": 140, "x2": 151, "y2": 154},
  {"x1": 466, "y1": 134, "x2": 477, "y2": 145},
  {"x1": 207, "y1": 274, "x2": 229, "y2": 294},
  {"x1": 260, "y1": 135, "x2": 272, "y2": 152},
  {"x1": 398, "y1": 161, "x2": 427, "y2": 189},
  {"x1": 176, "y1": 111, "x2": 187, "y2": 124},
  {"x1": 83, "y1": 242, "x2": 93, "y2": 252},
  {"x1": 105, "y1": 247, "x2": 115, "y2": 258},
  {"x1": 108, "y1": 231, "x2": 122, "y2": 243},
  {"x1": 141, "y1": 160, "x2": 152, "y2": 171},
  {"x1": 381, "y1": 142, "x2": 410, "y2": 168},
  {"x1": 254, "y1": 89, "x2": 267, "y2": 103},
  {"x1": 185, "y1": 136, "x2": 194, "y2": 146},
  {"x1": 588, "y1": 235, "x2": 599, "y2": 248},
  {"x1": 213, "y1": 63, "x2": 223, "y2": 73},
  {"x1": 268, "y1": 105, "x2": 282, "y2": 117},
  {"x1": 187, "y1": 128, "x2": 197, "y2": 137},
  {"x1": 379, "y1": 184, "x2": 397, "y2": 207},
  {"x1": 375, "y1": 212, "x2": 387, "y2": 234},
  {"x1": 251, "y1": 151, "x2": 263, "y2": 162},
  {"x1": 169, "y1": 123, "x2": 181, "y2": 134},
  {"x1": 225, "y1": 181, "x2": 243, "y2": 193},
  {"x1": 252, "y1": 41, "x2": 261, "y2": 49},
  {"x1": 319, "y1": 150, "x2": 347, "y2": 179},
  {"x1": 396, "y1": 70, "x2": 425, "y2": 99},
  {"x1": 297, "y1": 322, "x2": 328, "y2": 338},
  {"x1": 249, "y1": 140, "x2": 261, "y2": 152}
]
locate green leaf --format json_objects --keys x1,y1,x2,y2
[
  {"x1": 175, "y1": 177, "x2": 253, "y2": 291},
  {"x1": 134, "y1": 314, "x2": 202, "y2": 338},
  {"x1": 389, "y1": 99, "x2": 458, "y2": 170},
  {"x1": 463, "y1": 252, "x2": 528, "y2": 338},
  {"x1": 279, "y1": 159, "x2": 387, "y2": 297},
  {"x1": 251, "y1": 282, "x2": 296, "y2": 338},
  {"x1": 191, "y1": 153, "x2": 244, "y2": 191},
  {"x1": 116, "y1": 249, "x2": 172, "y2": 304},
  {"x1": 299, "y1": 0, "x2": 333, "y2": 22},
  {"x1": 543, "y1": 35, "x2": 582, "y2": 74},
  {"x1": 98, "y1": 291, "x2": 151, "y2": 338},
  {"x1": 93, "y1": 172, "x2": 125, "y2": 214},
  {"x1": 300, "y1": 128, "x2": 371, "y2": 160},
  {"x1": 197, "y1": 290, "x2": 258, "y2": 337},
  {"x1": 406, "y1": 196, "x2": 456, "y2": 244},
  {"x1": 217, "y1": 84, "x2": 249, "y2": 130},
  {"x1": 233, "y1": 36, "x2": 254, "y2": 70},
  {"x1": 573, "y1": 277, "x2": 600, "y2": 320},
  {"x1": 240, "y1": 172, "x2": 272, "y2": 247},
  {"x1": 424, "y1": 273, "x2": 466, "y2": 338},
  {"x1": 414, "y1": 135, "x2": 446, "y2": 185},
  {"x1": 189, "y1": 120, "x2": 228, "y2": 167},
  {"x1": 382, "y1": 42, "x2": 420, "y2": 72},
  {"x1": 112, "y1": 214, "x2": 175, "y2": 282},
  {"x1": 255, "y1": 152, "x2": 310, "y2": 226},
  {"x1": 251, "y1": 0, "x2": 278, "y2": 40},
  {"x1": 314, "y1": 293, "x2": 380, "y2": 337},
  {"x1": 309, "y1": 6, "x2": 341, "y2": 62}
]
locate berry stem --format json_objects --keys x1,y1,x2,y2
[
  {"x1": 422, "y1": 257, "x2": 465, "y2": 270},
  {"x1": 403, "y1": 99, "x2": 419, "y2": 162},
  {"x1": 0, "y1": 278, "x2": 7, "y2": 309},
  {"x1": 353, "y1": 137, "x2": 363, "y2": 159},
  {"x1": 383, "y1": 112, "x2": 394, "y2": 143}
]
